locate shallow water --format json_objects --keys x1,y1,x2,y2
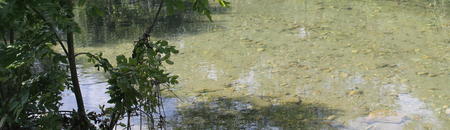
[
  {"x1": 70, "y1": 0, "x2": 450, "y2": 129},
  {"x1": 61, "y1": 66, "x2": 111, "y2": 112}
]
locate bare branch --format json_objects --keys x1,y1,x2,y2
[{"x1": 75, "y1": 52, "x2": 92, "y2": 57}]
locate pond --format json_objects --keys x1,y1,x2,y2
[{"x1": 64, "y1": 0, "x2": 450, "y2": 129}]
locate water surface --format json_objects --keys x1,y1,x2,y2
[{"x1": 70, "y1": 0, "x2": 450, "y2": 129}]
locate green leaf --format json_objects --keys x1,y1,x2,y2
[
  {"x1": 116, "y1": 55, "x2": 127, "y2": 64},
  {"x1": 78, "y1": 0, "x2": 86, "y2": 6},
  {"x1": 217, "y1": 0, "x2": 230, "y2": 7},
  {"x1": 165, "y1": 0, "x2": 186, "y2": 15},
  {"x1": 165, "y1": 60, "x2": 174, "y2": 65},
  {"x1": 88, "y1": 6, "x2": 105, "y2": 17}
]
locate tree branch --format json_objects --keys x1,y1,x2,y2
[
  {"x1": 139, "y1": 0, "x2": 164, "y2": 41},
  {"x1": 75, "y1": 52, "x2": 92, "y2": 57}
]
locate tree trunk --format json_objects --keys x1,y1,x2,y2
[
  {"x1": 9, "y1": 29, "x2": 14, "y2": 44},
  {"x1": 67, "y1": 31, "x2": 89, "y2": 129},
  {"x1": 127, "y1": 111, "x2": 131, "y2": 130},
  {"x1": 66, "y1": 0, "x2": 89, "y2": 128}
]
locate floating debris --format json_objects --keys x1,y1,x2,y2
[
  {"x1": 376, "y1": 64, "x2": 398, "y2": 69},
  {"x1": 416, "y1": 72, "x2": 429, "y2": 76},
  {"x1": 257, "y1": 48, "x2": 265, "y2": 52},
  {"x1": 327, "y1": 115, "x2": 337, "y2": 120},
  {"x1": 428, "y1": 73, "x2": 438, "y2": 77},
  {"x1": 340, "y1": 72, "x2": 350, "y2": 78}
]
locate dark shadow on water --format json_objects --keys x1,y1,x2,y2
[{"x1": 167, "y1": 97, "x2": 342, "y2": 130}]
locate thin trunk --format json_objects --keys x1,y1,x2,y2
[
  {"x1": 108, "y1": 109, "x2": 124, "y2": 130},
  {"x1": 67, "y1": 31, "x2": 89, "y2": 129},
  {"x1": 139, "y1": 0, "x2": 164, "y2": 41},
  {"x1": 66, "y1": 0, "x2": 89, "y2": 128},
  {"x1": 139, "y1": 111, "x2": 142, "y2": 130},
  {"x1": 108, "y1": 112, "x2": 117, "y2": 130},
  {"x1": 9, "y1": 29, "x2": 14, "y2": 44},
  {"x1": 127, "y1": 111, "x2": 131, "y2": 130}
]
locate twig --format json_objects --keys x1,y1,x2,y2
[
  {"x1": 166, "y1": 88, "x2": 185, "y2": 103},
  {"x1": 136, "y1": 109, "x2": 153, "y2": 119},
  {"x1": 75, "y1": 52, "x2": 92, "y2": 57}
]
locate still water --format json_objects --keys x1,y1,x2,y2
[{"x1": 65, "y1": 0, "x2": 450, "y2": 129}]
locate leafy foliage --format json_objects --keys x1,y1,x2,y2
[
  {"x1": 0, "y1": 0, "x2": 82, "y2": 129},
  {"x1": 0, "y1": 2, "x2": 69, "y2": 127},
  {"x1": 0, "y1": 0, "x2": 229, "y2": 129},
  {"x1": 79, "y1": 39, "x2": 179, "y2": 129}
]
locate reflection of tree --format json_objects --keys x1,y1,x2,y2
[
  {"x1": 168, "y1": 97, "x2": 340, "y2": 129},
  {"x1": 78, "y1": 0, "x2": 231, "y2": 45}
]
